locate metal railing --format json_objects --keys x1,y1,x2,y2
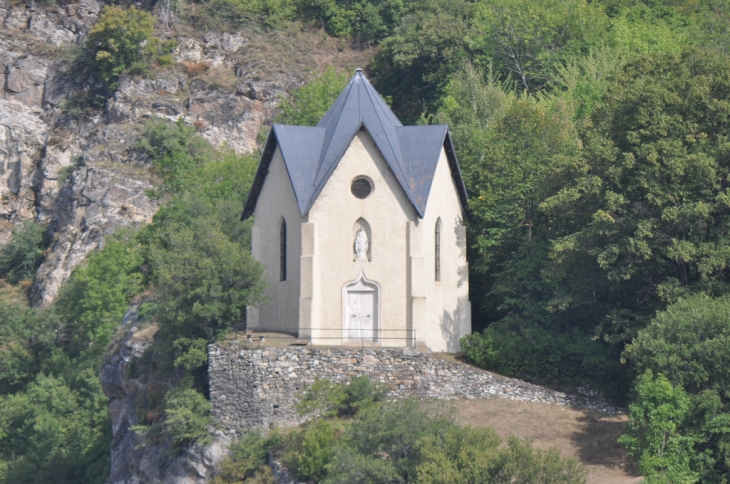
[{"x1": 242, "y1": 328, "x2": 417, "y2": 349}]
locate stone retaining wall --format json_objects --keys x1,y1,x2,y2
[{"x1": 208, "y1": 345, "x2": 619, "y2": 434}]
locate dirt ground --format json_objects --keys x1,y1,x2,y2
[{"x1": 450, "y1": 399, "x2": 643, "y2": 484}]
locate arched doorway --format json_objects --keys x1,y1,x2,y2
[{"x1": 343, "y1": 272, "x2": 380, "y2": 342}]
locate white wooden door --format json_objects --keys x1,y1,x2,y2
[{"x1": 347, "y1": 291, "x2": 375, "y2": 341}]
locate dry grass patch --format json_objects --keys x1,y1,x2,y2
[
  {"x1": 451, "y1": 399, "x2": 642, "y2": 484},
  {"x1": 183, "y1": 61, "x2": 211, "y2": 75}
]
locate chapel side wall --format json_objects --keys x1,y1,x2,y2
[
  {"x1": 249, "y1": 147, "x2": 302, "y2": 334},
  {"x1": 416, "y1": 148, "x2": 471, "y2": 352},
  {"x1": 307, "y1": 130, "x2": 416, "y2": 346}
]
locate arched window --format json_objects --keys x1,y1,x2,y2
[
  {"x1": 435, "y1": 218, "x2": 442, "y2": 281},
  {"x1": 280, "y1": 219, "x2": 287, "y2": 281}
]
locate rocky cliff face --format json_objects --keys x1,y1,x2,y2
[
  {"x1": 101, "y1": 305, "x2": 232, "y2": 484},
  {"x1": 0, "y1": 0, "x2": 304, "y2": 304}
]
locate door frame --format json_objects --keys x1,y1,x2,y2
[{"x1": 342, "y1": 271, "x2": 381, "y2": 343}]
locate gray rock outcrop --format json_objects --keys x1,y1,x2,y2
[
  {"x1": 0, "y1": 0, "x2": 292, "y2": 303},
  {"x1": 101, "y1": 306, "x2": 231, "y2": 484}
]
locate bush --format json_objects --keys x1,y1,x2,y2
[
  {"x1": 461, "y1": 319, "x2": 628, "y2": 400},
  {"x1": 290, "y1": 419, "x2": 342, "y2": 481},
  {"x1": 0, "y1": 221, "x2": 50, "y2": 284},
  {"x1": 0, "y1": 372, "x2": 111, "y2": 484},
  {"x1": 323, "y1": 399, "x2": 587, "y2": 484},
  {"x1": 85, "y1": 6, "x2": 175, "y2": 90},
  {"x1": 147, "y1": 211, "x2": 266, "y2": 343},
  {"x1": 295, "y1": 0, "x2": 404, "y2": 41},
  {"x1": 162, "y1": 386, "x2": 211, "y2": 446},
  {"x1": 136, "y1": 119, "x2": 215, "y2": 196},
  {"x1": 297, "y1": 376, "x2": 388, "y2": 417},
  {"x1": 417, "y1": 428, "x2": 587, "y2": 484},
  {"x1": 213, "y1": 430, "x2": 281, "y2": 483}
]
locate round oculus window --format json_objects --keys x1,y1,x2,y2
[{"x1": 351, "y1": 178, "x2": 372, "y2": 199}]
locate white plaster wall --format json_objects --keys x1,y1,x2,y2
[
  {"x1": 415, "y1": 148, "x2": 472, "y2": 352},
  {"x1": 308, "y1": 130, "x2": 416, "y2": 346},
  {"x1": 249, "y1": 147, "x2": 303, "y2": 334}
]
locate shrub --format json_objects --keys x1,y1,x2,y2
[
  {"x1": 461, "y1": 319, "x2": 628, "y2": 400},
  {"x1": 0, "y1": 304, "x2": 57, "y2": 396},
  {"x1": 147, "y1": 211, "x2": 266, "y2": 343},
  {"x1": 0, "y1": 221, "x2": 50, "y2": 284},
  {"x1": 339, "y1": 375, "x2": 388, "y2": 416},
  {"x1": 0, "y1": 372, "x2": 111, "y2": 484},
  {"x1": 297, "y1": 376, "x2": 388, "y2": 417},
  {"x1": 162, "y1": 386, "x2": 211, "y2": 446},
  {"x1": 290, "y1": 419, "x2": 342, "y2": 481},
  {"x1": 85, "y1": 6, "x2": 176, "y2": 90},
  {"x1": 137, "y1": 118, "x2": 215, "y2": 196},
  {"x1": 173, "y1": 337, "x2": 209, "y2": 371},
  {"x1": 417, "y1": 428, "x2": 587, "y2": 484},
  {"x1": 213, "y1": 430, "x2": 281, "y2": 483}
]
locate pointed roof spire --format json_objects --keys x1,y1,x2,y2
[{"x1": 242, "y1": 70, "x2": 469, "y2": 220}]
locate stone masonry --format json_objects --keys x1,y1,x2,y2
[{"x1": 208, "y1": 345, "x2": 620, "y2": 435}]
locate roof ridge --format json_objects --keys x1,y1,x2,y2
[{"x1": 241, "y1": 70, "x2": 470, "y2": 220}]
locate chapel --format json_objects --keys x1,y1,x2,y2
[{"x1": 242, "y1": 69, "x2": 471, "y2": 352}]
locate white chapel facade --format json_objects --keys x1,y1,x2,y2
[{"x1": 242, "y1": 69, "x2": 471, "y2": 352}]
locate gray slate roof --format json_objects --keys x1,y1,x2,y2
[{"x1": 242, "y1": 69, "x2": 468, "y2": 220}]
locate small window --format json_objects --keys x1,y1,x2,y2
[
  {"x1": 435, "y1": 218, "x2": 442, "y2": 281},
  {"x1": 351, "y1": 177, "x2": 372, "y2": 199},
  {"x1": 280, "y1": 219, "x2": 287, "y2": 281}
]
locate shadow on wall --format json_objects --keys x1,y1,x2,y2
[
  {"x1": 454, "y1": 218, "x2": 468, "y2": 288},
  {"x1": 440, "y1": 295, "x2": 471, "y2": 353}
]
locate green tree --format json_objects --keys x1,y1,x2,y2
[
  {"x1": 295, "y1": 0, "x2": 404, "y2": 41},
  {"x1": 622, "y1": 294, "x2": 730, "y2": 481},
  {"x1": 161, "y1": 385, "x2": 212, "y2": 446},
  {"x1": 473, "y1": 0, "x2": 607, "y2": 94},
  {"x1": 0, "y1": 305, "x2": 57, "y2": 395},
  {"x1": 544, "y1": 48, "x2": 730, "y2": 344},
  {"x1": 619, "y1": 371, "x2": 699, "y2": 483},
  {"x1": 371, "y1": 0, "x2": 475, "y2": 121},
  {"x1": 145, "y1": 197, "x2": 266, "y2": 344},
  {"x1": 0, "y1": 372, "x2": 111, "y2": 484},
  {"x1": 55, "y1": 232, "x2": 143, "y2": 357},
  {"x1": 277, "y1": 67, "x2": 350, "y2": 126},
  {"x1": 0, "y1": 221, "x2": 50, "y2": 284}
]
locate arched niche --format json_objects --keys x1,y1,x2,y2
[
  {"x1": 342, "y1": 271, "x2": 380, "y2": 342},
  {"x1": 352, "y1": 217, "x2": 372, "y2": 261}
]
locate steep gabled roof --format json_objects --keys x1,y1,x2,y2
[{"x1": 242, "y1": 69, "x2": 469, "y2": 220}]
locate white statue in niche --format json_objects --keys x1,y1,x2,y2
[{"x1": 354, "y1": 227, "x2": 369, "y2": 260}]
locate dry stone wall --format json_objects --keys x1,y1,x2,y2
[{"x1": 209, "y1": 345, "x2": 620, "y2": 435}]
